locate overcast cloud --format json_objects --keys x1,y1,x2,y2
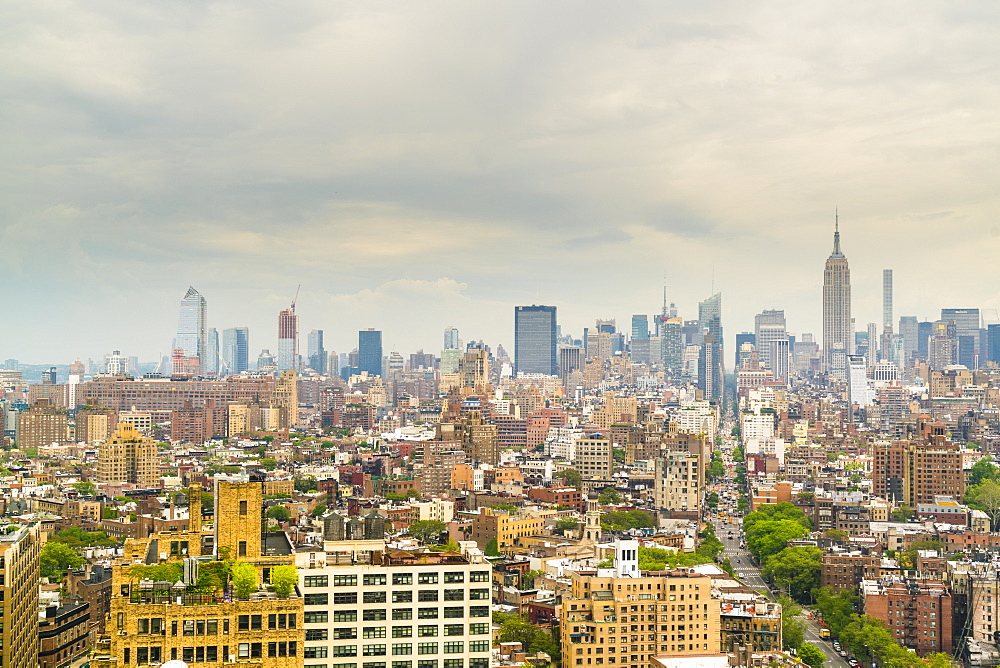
[{"x1": 3, "y1": 1, "x2": 1000, "y2": 364}]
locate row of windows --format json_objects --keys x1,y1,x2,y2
[
  {"x1": 307, "y1": 624, "x2": 490, "y2": 640},
  {"x1": 304, "y1": 590, "x2": 488, "y2": 605},
  {"x1": 238, "y1": 614, "x2": 297, "y2": 630},
  {"x1": 303, "y1": 658, "x2": 488, "y2": 668},
  {"x1": 306, "y1": 609, "x2": 491, "y2": 624},
  {"x1": 304, "y1": 572, "x2": 488, "y2": 587},
  {"x1": 306, "y1": 642, "x2": 490, "y2": 657},
  {"x1": 122, "y1": 643, "x2": 296, "y2": 663}
]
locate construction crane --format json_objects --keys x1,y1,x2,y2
[{"x1": 290, "y1": 284, "x2": 300, "y2": 313}]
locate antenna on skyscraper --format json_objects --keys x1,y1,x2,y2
[{"x1": 291, "y1": 285, "x2": 301, "y2": 313}]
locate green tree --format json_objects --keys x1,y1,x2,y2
[
  {"x1": 260, "y1": 458, "x2": 278, "y2": 471},
  {"x1": 706, "y1": 492, "x2": 720, "y2": 509},
  {"x1": 40, "y1": 542, "x2": 85, "y2": 581},
  {"x1": 970, "y1": 457, "x2": 999, "y2": 486},
  {"x1": 966, "y1": 480, "x2": 1000, "y2": 529},
  {"x1": 798, "y1": 643, "x2": 825, "y2": 668},
  {"x1": 485, "y1": 538, "x2": 501, "y2": 557},
  {"x1": 598, "y1": 487, "x2": 622, "y2": 505},
  {"x1": 311, "y1": 504, "x2": 327, "y2": 517},
  {"x1": 270, "y1": 565, "x2": 297, "y2": 598},
  {"x1": 763, "y1": 546, "x2": 821, "y2": 603},
  {"x1": 814, "y1": 586, "x2": 857, "y2": 636},
  {"x1": 554, "y1": 518, "x2": 579, "y2": 535},
  {"x1": 555, "y1": 469, "x2": 582, "y2": 489},
  {"x1": 732, "y1": 445, "x2": 744, "y2": 460},
  {"x1": 891, "y1": 504, "x2": 915, "y2": 522},
  {"x1": 102, "y1": 507, "x2": 118, "y2": 519},
  {"x1": 600, "y1": 510, "x2": 655, "y2": 532},
  {"x1": 72, "y1": 481, "x2": 97, "y2": 496},
  {"x1": 706, "y1": 459, "x2": 725, "y2": 481},
  {"x1": 266, "y1": 505, "x2": 291, "y2": 523},
  {"x1": 231, "y1": 561, "x2": 258, "y2": 598},
  {"x1": 779, "y1": 594, "x2": 804, "y2": 651},
  {"x1": 745, "y1": 519, "x2": 808, "y2": 561},
  {"x1": 408, "y1": 520, "x2": 446, "y2": 544},
  {"x1": 612, "y1": 448, "x2": 625, "y2": 462},
  {"x1": 294, "y1": 476, "x2": 319, "y2": 493}
]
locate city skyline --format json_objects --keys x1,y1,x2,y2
[{"x1": 4, "y1": 3, "x2": 1000, "y2": 362}]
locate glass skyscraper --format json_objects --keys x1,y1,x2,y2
[
  {"x1": 175, "y1": 286, "x2": 207, "y2": 373},
  {"x1": 514, "y1": 305, "x2": 557, "y2": 376},
  {"x1": 358, "y1": 329, "x2": 383, "y2": 377},
  {"x1": 222, "y1": 327, "x2": 250, "y2": 374}
]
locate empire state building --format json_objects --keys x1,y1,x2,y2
[{"x1": 823, "y1": 217, "x2": 852, "y2": 380}]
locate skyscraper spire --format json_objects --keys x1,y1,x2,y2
[{"x1": 830, "y1": 209, "x2": 844, "y2": 258}]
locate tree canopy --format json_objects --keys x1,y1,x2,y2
[
  {"x1": 554, "y1": 469, "x2": 582, "y2": 489},
  {"x1": 763, "y1": 546, "x2": 821, "y2": 603},
  {"x1": 40, "y1": 542, "x2": 85, "y2": 581},
  {"x1": 408, "y1": 520, "x2": 446, "y2": 544},
  {"x1": 598, "y1": 487, "x2": 622, "y2": 505},
  {"x1": 600, "y1": 510, "x2": 655, "y2": 532},
  {"x1": 966, "y1": 480, "x2": 1000, "y2": 530}
]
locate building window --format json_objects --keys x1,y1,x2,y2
[
  {"x1": 307, "y1": 629, "x2": 329, "y2": 641},
  {"x1": 305, "y1": 575, "x2": 329, "y2": 587},
  {"x1": 469, "y1": 623, "x2": 489, "y2": 635},
  {"x1": 469, "y1": 589, "x2": 489, "y2": 600},
  {"x1": 393, "y1": 627, "x2": 413, "y2": 638},
  {"x1": 469, "y1": 642, "x2": 490, "y2": 653},
  {"x1": 443, "y1": 608, "x2": 464, "y2": 619},
  {"x1": 418, "y1": 626, "x2": 439, "y2": 637},
  {"x1": 418, "y1": 609, "x2": 439, "y2": 619},
  {"x1": 365, "y1": 628, "x2": 388, "y2": 639},
  {"x1": 305, "y1": 648, "x2": 329, "y2": 659},
  {"x1": 238, "y1": 541, "x2": 247, "y2": 557},
  {"x1": 394, "y1": 574, "x2": 413, "y2": 586},
  {"x1": 418, "y1": 591, "x2": 439, "y2": 602},
  {"x1": 334, "y1": 593, "x2": 359, "y2": 605},
  {"x1": 333, "y1": 610, "x2": 358, "y2": 622},
  {"x1": 334, "y1": 575, "x2": 359, "y2": 587},
  {"x1": 393, "y1": 644, "x2": 413, "y2": 656},
  {"x1": 394, "y1": 662, "x2": 413, "y2": 668},
  {"x1": 365, "y1": 574, "x2": 388, "y2": 586},
  {"x1": 365, "y1": 610, "x2": 389, "y2": 621},
  {"x1": 469, "y1": 607, "x2": 489, "y2": 618},
  {"x1": 333, "y1": 646, "x2": 359, "y2": 657},
  {"x1": 240, "y1": 500, "x2": 248, "y2": 515},
  {"x1": 393, "y1": 609, "x2": 414, "y2": 621},
  {"x1": 418, "y1": 573, "x2": 439, "y2": 585},
  {"x1": 418, "y1": 643, "x2": 439, "y2": 655},
  {"x1": 334, "y1": 629, "x2": 359, "y2": 640},
  {"x1": 418, "y1": 661, "x2": 439, "y2": 668},
  {"x1": 443, "y1": 590, "x2": 464, "y2": 601},
  {"x1": 444, "y1": 573, "x2": 465, "y2": 583},
  {"x1": 363, "y1": 645, "x2": 387, "y2": 657},
  {"x1": 393, "y1": 591, "x2": 414, "y2": 603},
  {"x1": 366, "y1": 592, "x2": 389, "y2": 603},
  {"x1": 443, "y1": 643, "x2": 463, "y2": 654}
]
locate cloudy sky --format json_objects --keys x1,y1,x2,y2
[{"x1": 3, "y1": 1, "x2": 1000, "y2": 365}]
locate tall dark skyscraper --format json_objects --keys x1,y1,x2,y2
[
  {"x1": 514, "y1": 305, "x2": 557, "y2": 376},
  {"x1": 822, "y1": 217, "x2": 852, "y2": 379},
  {"x1": 358, "y1": 329, "x2": 383, "y2": 377},
  {"x1": 222, "y1": 327, "x2": 249, "y2": 374}
]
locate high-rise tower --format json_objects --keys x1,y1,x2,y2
[
  {"x1": 221, "y1": 326, "x2": 249, "y2": 374},
  {"x1": 358, "y1": 329, "x2": 383, "y2": 377},
  {"x1": 880, "y1": 269, "x2": 894, "y2": 363},
  {"x1": 514, "y1": 305, "x2": 558, "y2": 376},
  {"x1": 277, "y1": 307, "x2": 298, "y2": 371},
  {"x1": 307, "y1": 329, "x2": 326, "y2": 373},
  {"x1": 823, "y1": 216, "x2": 852, "y2": 379},
  {"x1": 174, "y1": 286, "x2": 207, "y2": 374}
]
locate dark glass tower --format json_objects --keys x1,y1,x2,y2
[
  {"x1": 358, "y1": 329, "x2": 383, "y2": 377},
  {"x1": 514, "y1": 305, "x2": 557, "y2": 376}
]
